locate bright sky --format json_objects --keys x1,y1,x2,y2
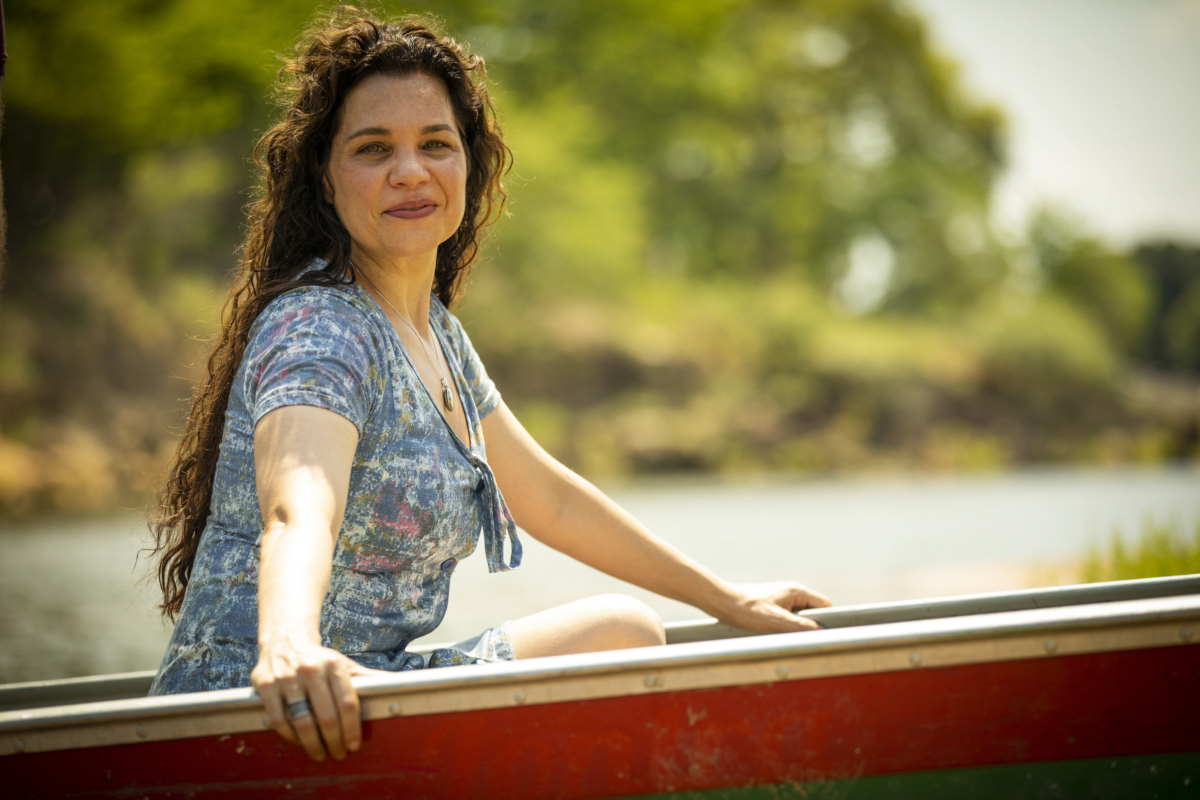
[{"x1": 907, "y1": 0, "x2": 1200, "y2": 248}]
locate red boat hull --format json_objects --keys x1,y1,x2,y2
[{"x1": 8, "y1": 645, "x2": 1199, "y2": 799}]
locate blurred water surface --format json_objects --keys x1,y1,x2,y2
[{"x1": 0, "y1": 465, "x2": 1196, "y2": 684}]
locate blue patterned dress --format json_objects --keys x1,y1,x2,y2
[{"x1": 149, "y1": 279, "x2": 522, "y2": 694}]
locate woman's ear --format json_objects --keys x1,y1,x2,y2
[{"x1": 323, "y1": 173, "x2": 335, "y2": 205}]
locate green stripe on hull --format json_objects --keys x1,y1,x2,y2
[{"x1": 619, "y1": 753, "x2": 1200, "y2": 800}]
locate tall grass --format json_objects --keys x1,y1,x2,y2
[{"x1": 1080, "y1": 519, "x2": 1200, "y2": 582}]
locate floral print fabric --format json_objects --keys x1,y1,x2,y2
[{"x1": 149, "y1": 280, "x2": 521, "y2": 694}]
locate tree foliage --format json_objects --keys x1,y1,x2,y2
[
  {"x1": 1134, "y1": 241, "x2": 1200, "y2": 374},
  {"x1": 1, "y1": 0, "x2": 1196, "y2": 516}
]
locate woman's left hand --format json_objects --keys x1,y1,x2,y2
[{"x1": 717, "y1": 582, "x2": 833, "y2": 633}]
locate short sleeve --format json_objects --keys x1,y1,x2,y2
[
  {"x1": 242, "y1": 288, "x2": 383, "y2": 432},
  {"x1": 434, "y1": 301, "x2": 501, "y2": 418}
]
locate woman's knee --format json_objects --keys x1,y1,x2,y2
[
  {"x1": 506, "y1": 593, "x2": 666, "y2": 658},
  {"x1": 589, "y1": 593, "x2": 665, "y2": 649}
]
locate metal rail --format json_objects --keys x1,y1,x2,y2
[
  {"x1": 2, "y1": 574, "x2": 1196, "y2": 712},
  {"x1": 665, "y1": 573, "x2": 1200, "y2": 643}
]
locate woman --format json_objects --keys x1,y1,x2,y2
[{"x1": 149, "y1": 8, "x2": 830, "y2": 763}]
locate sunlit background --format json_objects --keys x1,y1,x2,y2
[{"x1": 1, "y1": 0, "x2": 1197, "y2": 682}]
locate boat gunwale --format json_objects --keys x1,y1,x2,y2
[
  {"x1": 3, "y1": 573, "x2": 1196, "y2": 710},
  {"x1": 2, "y1": 587, "x2": 1198, "y2": 746}
]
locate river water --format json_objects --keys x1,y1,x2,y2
[{"x1": 0, "y1": 465, "x2": 1196, "y2": 683}]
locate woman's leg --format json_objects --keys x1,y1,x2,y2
[{"x1": 504, "y1": 594, "x2": 666, "y2": 659}]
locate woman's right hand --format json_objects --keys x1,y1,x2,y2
[{"x1": 251, "y1": 635, "x2": 383, "y2": 761}]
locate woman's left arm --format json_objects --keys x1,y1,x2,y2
[{"x1": 483, "y1": 402, "x2": 831, "y2": 632}]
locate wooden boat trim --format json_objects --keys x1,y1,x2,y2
[{"x1": 2, "y1": 588, "x2": 1197, "y2": 757}]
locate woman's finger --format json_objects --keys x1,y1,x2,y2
[
  {"x1": 331, "y1": 659, "x2": 363, "y2": 753},
  {"x1": 790, "y1": 614, "x2": 822, "y2": 631},
  {"x1": 780, "y1": 584, "x2": 832, "y2": 611},
  {"x1": 253, "y1": 677, "x2": 298, "y2": 745},
  {"x1": 302, "y1": 664, "x2": 348, "y2": 760},
  {"x1": 801, "y1": 586, "x2": 833, "y2": 609},
  {"x1": 765, "y1": 602, "x2": 820, "y2": 631},
  {"x1": 280, "y1": 678, "x2": 327, "y2": 762}
]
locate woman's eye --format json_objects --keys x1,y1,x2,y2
[
  {"x1": 423, "y1": 140, "x2": 453, "y2": 151},
  {"x1": 357, "y1": 142, "x2": 388, "y2": 154}
]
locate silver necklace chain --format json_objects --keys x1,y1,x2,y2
[{"x1": 357, "y1": 270, "x2": 457, "y2": 413}]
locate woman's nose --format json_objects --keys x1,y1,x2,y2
[{"x1": 388, "y1": 148, "x2": 430, "y2": 186}]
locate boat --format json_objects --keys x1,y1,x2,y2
[{"x1": 2, "y1": 574, "x2": 1198, "y2": 798}]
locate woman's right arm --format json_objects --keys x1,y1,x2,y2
[{"x1": 250, "y1": 404, "x2": 374, "y2": 762}]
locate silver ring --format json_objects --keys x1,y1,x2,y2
[{"x1": 286, "y1": 698, "x2": 313, "y2": 720}]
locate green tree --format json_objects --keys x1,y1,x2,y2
[
  {"x1": 1, "y1": 0, "x2": 317, "y2": 512},
  {"x1": 1028, "y1": 208, "x2": 1150, "y2": 355},
  {"x1": 1133, "y1": 241, "x2": 1200, "y2": 374},
  {"x1": 449, "y1": 0, "x2": 1008, "y2": 314},
  {"x1": 1, "y1": 0, "x2": 1187, "y2": 514}
]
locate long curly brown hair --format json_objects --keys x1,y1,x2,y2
[{"x1": 151, "y1": 6, "x2": 511, "y2": 620}]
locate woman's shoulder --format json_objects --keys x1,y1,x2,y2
[
  {"x1": 262, "y1": 281, "x2": 374, "y2": 320},
  {"x1": 239, "y1": 283, "x2": 395, "y2": 400},
  {"x1": 239, "y1": 280, "x2": 391, "y2": 425},
  {"x1": 251, "y1": 281, "x2": 384, "y2": 343},
  {"x1": 429, "y1": 294, "x2": 471, "y2": 348}
]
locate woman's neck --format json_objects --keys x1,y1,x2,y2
[{"x1": 352, "y1": 248, "x2": 437, "y2": 331}]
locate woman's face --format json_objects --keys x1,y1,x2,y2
[{"x1": 325, "y1": 72, "x2": 468, "y2": 271}]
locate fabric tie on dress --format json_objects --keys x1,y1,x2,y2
[{"x1": 475, "y1": 458, "x2": 523, "y2": 572}]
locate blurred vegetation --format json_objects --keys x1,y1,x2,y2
[
  {"x1": 2, "y1": 0, "x2": 1198, "y2": 517},
  {"x1": 1079, "y1": 520, "x2": 1200, "y2": 583}
]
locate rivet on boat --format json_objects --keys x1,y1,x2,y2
[
  {"x1": 775, "y1": 665, "x2": 789, "y2": 679},
  {"x1": 388, "y1": 703, "x2": 400, "y2": 715},
  {"x1": 1180, "y1": 626, "x2": 1195, "y2": 642},
  {"x1": 513, "y1": 690, "x2": 526, "y2": 704},
  {"x1": 135, "y1": 727, "x2": 148, "y2": 740},
  {"x1": 1044, "y1": 639, "x2": 1058, "y2": 654},
  {"x1": 908, "y1": 652, "x2": 922, "y2": 667},
  {"x1": 644, "y1": 675, "x2": 661, "y2": 688}
]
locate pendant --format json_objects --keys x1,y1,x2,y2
[{"x1": 441, "y1": 377, "x2": 456, "y2": 412}]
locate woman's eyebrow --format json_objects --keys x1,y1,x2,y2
[
  {"x1": 345, "y1": 123, "x2": 456, "y2": 140},
  {"x1": 345, "y1": 126, "x2": 389, "y2": 141}
]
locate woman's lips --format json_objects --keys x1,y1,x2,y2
[{"x1": 384, "y1": 202, "x2": 437, "y2": 219}]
